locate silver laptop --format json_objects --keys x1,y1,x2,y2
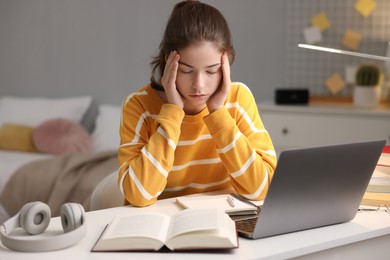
[{"x1": 236, "y1": 140, "x2": 386, "y2": 239}]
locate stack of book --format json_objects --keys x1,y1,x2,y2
[
  {"x1": 367, "y1": 147, "x2": 390, "y2": 193},
  {"x1": 363, "y1": 146, "x2": 390, "y2": 205}
]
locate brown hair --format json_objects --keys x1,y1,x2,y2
[{"x1": 150, "y1": 0, "x2": 235, "y2": 90}]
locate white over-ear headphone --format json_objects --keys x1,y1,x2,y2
[{"x1": 0, "y1": 201, "x2": 87, "y2": 252}]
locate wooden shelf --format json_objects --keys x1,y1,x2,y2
[{"x1": 310, "y1": 95, "x2": 389, "y2": 106}]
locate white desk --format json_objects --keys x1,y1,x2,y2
[{"x1": 1, "y1": 197, "x2": 390, "y2": 260}]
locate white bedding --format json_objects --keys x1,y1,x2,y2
[
  {"x1": 0, "y1": 102, "x2": 121, "y2": 223},
  {"x1": 0, "y1": 151, "x2": 52, "y2": 194},
  {"x1": 0, "y1": 103, "x2": 121, "y2": 195}
]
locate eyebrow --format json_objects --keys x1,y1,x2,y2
[{"x1": 178, "y1": 61, "x2": 221, "y2": 69}]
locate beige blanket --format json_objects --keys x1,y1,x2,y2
[{"x1": 0, "y1": 150, "x2": 118, "y2": 217}]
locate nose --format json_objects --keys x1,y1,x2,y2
[{"x1": 192, "y1": 72, "x2": 205, "y2": 92}]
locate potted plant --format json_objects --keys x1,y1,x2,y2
[{"x1": 353, "y1": 64, "x2": 383, "y2": 107}]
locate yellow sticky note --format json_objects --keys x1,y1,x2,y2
[
  {"x1": 354, "y1": 0, "x2": 377, "y2": 17},
  {"x1": 310, "y1": 12, "x2": 331, "y2": 31},
  {"x1": 325, "y1": 73, "x2": 346, "y2": 95},
  {"x1": 342, "y1": 30, "x2": 362, "y2": 50}
]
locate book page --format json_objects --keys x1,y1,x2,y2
[
  {"x1": 166, "y1": 208, "x2": 221, "y2": 240},
  {"x1": 104, "y1": 213, "x2": 171, "y2": 242},
  {"x1": 372, "y1": 166, "x2": 390, "y2": 178},
  {"x1": 92, "y1": 208, "x2": 238, "y2": 252}
]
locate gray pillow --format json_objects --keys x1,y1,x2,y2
[{"x1": 80, "y1": 98, "x2": 99, "y2": 133}]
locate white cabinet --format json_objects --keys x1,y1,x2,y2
[{"x1": 259, "y1": 101, "x2": 390, "y2": 154}]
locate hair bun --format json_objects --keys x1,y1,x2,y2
[{"x1": 173, "y1": 0, "x2": 200, "y2": 11}]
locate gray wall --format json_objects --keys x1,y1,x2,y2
[
  {"x1": 0, "y1": 0, "x2": 285, "y2": 105},
  {"x1": 284, "y1": 0, "x2": 390, "y2": 97}
]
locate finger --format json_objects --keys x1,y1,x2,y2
[
  {"x1": 162, "y1": 51, "x2": 178, "y2": 85},
  {"x1": 162, "y1": 51, "x2": 175, "y2": 82},
  {"x1": 221, "y1": 53, "x2": 231, "y2": 89},
  {"x1": 168, "y1": 54, "x2": 180, "y2": 85},
  {"x1": 166, "y1": 51, "x2": 177, "y2": 68},
  {"x1": 163, "y1": 54, "x2": 179, "y2": 87}
]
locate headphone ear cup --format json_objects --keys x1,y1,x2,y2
[
  {"x1": 19, "y1": 202, "x2": 51, "y2": 235},
  {"x1": 60, "y1": 203, "x2": 85, "y2": 233}
]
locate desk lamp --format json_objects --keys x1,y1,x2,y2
[{"x1": 298, "y1": 43, "x2": 390, "y2": 62}]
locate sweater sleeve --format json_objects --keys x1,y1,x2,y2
[
  {"x1": 118, "y1": 98, "x2": 184, "y2": 207},
  {"x1": 203, "y1": 85, "x2": 277, "y2": 200}
]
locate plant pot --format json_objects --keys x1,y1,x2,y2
[{"x1": 353, "y1": 85, "x2": 381, "y2": 108}]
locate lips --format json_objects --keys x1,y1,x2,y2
[{"x1": 189, "y1": 94, "x2": 208, "y2": 98}]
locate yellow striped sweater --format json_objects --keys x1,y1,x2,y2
[{"x1": 118, "y1": 82, "x2": 277, "y2": 207}]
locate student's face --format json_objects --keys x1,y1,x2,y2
[{"x1": 176, "y1": 41, "x2": 223, "y2": 115}]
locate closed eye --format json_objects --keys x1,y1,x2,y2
[
  {"x1": 206, "y1": 70, "x2": 219, "y2": 74},
  {"x1": 179, "y1": 69, "x2": 193, "y2": 74}
]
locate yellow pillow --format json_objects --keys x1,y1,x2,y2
[{"x1": 0, "y1": 123, "x2": 38, "y2": 152}]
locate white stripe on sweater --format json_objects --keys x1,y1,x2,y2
[
  {"x1": 171, "y1": 158, "x2": 221, "y2": 171},
  {"x1": 119, "y1": 163, "x2": 163, "y2": 201},
  {"x1": 164, "y1": 177, "x2": 230, "y2": 192},
  {"x1": 225, "y1": 102, "x2": 267, "y2": 134},
  {"x1": 241, "y1": 168, "x2": 269, "y2": 200},
  {"x1": 121, "y1": 91, "x2": 148, "y2": 127},
  {"x1": 217, "y1": 131, "x2": 242, "y2": 154},
  {"x1": 177, "y1": 134, "x2": 212, "y2": 146},
  {"x1": 230, "y1": 150, "x2": 256, "y2": 178},
  {"x1": 157, "y1": 127, "x2": 176, "y2": 150},
  {"x1": 141, "y1": 147, "x2": 168, "y2": 177}
]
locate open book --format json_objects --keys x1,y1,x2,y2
[{"x1": 92, "y1": 208, "x2": 238, "y2": 252}]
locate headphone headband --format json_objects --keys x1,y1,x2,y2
[{"x1": 1, "y1": 222, "x2": 87, "y2": 252}]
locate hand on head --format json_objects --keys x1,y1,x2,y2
[
  {"x1": 161, "y1": 50, "x2": 184, "y2": 109},
  {"x1": 206, "y1": 52, "x2": 231, "y2": 113},
  {"x1": 161, "y1": 50, "x2": 231, "y2": 114}
]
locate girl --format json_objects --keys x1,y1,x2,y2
[{"x1": 118, "y1": 0, "x2": 276, "y2": 207}]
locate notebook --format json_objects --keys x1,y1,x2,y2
[
  {"x1": 236, "y1": 140, "x2": 386, "y2": 239},
  {"x1": 176, "y1": 194, "x2": 259, "y2": 216}
]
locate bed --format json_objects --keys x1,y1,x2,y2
[{"x1": 0, "y1": 96, "x2": 123, "y2": 223}]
